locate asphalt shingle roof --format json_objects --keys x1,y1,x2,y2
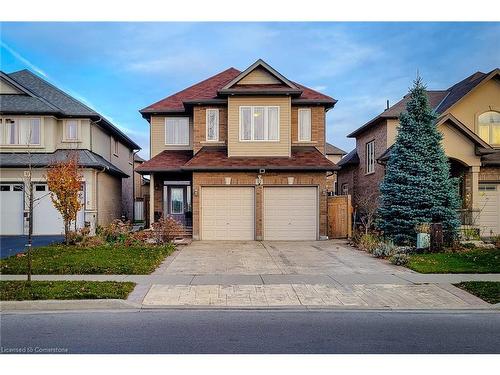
[
  {"x1": 337, "y1": 149, "x2": 359, "y2": 168},
  {"x1": 325, "y1": 142, "x2": 347, "y2": 155},
  {"x1": 0, "y1": 150, "x2": 129, "y2": 177}
]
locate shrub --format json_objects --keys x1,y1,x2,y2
[
  {"x1": 372, "y1": 241, "x2": 397, "y2": 258},
  {"x1": 390, "y1": 253, "x2": 410, "y2": 266},
  {"x1": 151, "y1": 217, "x2": 184, "y2": 244},
  {"x1": 96, "y1": 220, "x2": 132, "y2": 243},
  {"x1": 66, "y1": 226, "x2": 91, "y2": 245},
  {"x1": 358, "y1": 233, "x2": 382, "y2": 253},
  {"x1": 392, "y1": 246, "x2": 416, "y2": 255}
]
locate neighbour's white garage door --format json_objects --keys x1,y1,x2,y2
[
  {"x1": 263, "y1": 187, "x2": 317, "y2": 240},
  {"x1": 0, "y1": 183, "x2": 24, "y2": 235},
  {"x1": 201, "y1": 187, "x2": 254, "y2": 240},
  {"x1": 478, "y1": 183, "x2": 500, "y2": 236}
]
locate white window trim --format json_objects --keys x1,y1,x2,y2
[
  {"x1": 205, "y1": 108, "x2": 219, "y2": 142},
  {"x1": 239, "y1": 106, "x2": 280, "y2": 142},
  {"x1": 63, "y1": 119, "x2": 80, "y2": 142},
  {"x1": 298, "y1": 108, "x2": 312, "y2": 142},
  {"x1": 164, "y1": 117, "x2": 190, "y2": 146},
  {"x1": 365, "y1": 140, "x2": 375, "y2": 175},
  {"x1": 477, "y1": 111, "x2": 500, "y2": 146}
]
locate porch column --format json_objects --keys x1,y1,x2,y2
[
  {"x1": 470, "y1": 166, "x2": 480, "y2": 211},
  {"x1": 149, "y1": 173, "x2": 155, "y2": 226}
]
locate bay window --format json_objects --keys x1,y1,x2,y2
[
  {"x1": 165, "y1": 117, "x2": 189, "y2": 145},
  {"x1": 206, "y1": 109, "x2": 219, "y2": 141},
  {"x1": 240, "y1": 106, "x2": 279, "y2": 141},
  {"x1": 298, "y1": 108, "x2": 312, "y2": 141}
]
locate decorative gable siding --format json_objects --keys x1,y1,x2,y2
[
  {"x1": 150, "y1": 116, "x2": 193, "y2": 157},
  {"x1": 0, "y1": 78, "x2": 23, "y2": 94},
  {"x1": 290, "y1": 106, "x2": 326, "y2": 154},
  {"x1": 227, "y1": 96, "x2": 291, "y2": 157},
  {"x1": 238, "y1": 67, "x2": 282, "y2": 85}
]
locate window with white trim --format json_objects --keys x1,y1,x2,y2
[
  {"x1": 165, "y1": 117, "x2": 189, "y2": 145},
  {"x1": 65, "y1": 120, "x2": 78, "y2": 141},
  {"x1": 298, "y1": 108, "x2": 311, "y2": 141},
  {"x1": 206, "y1": 109, "x2": 219, "y2": 141},
  {"x1": 240, "y1": 106, "x2": 279, "y2": 141},
  {"x1": 366, "y1": 140, "x2": 375, "y2": 174},
  {"x1": 1, "y1": 118, "x2": 41, "y2": 145}
]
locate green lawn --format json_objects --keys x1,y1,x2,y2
[
  {"x1": 0, "y1": 281, "x2": 136, "y2": 301},
  {"x1": 0, "y1": 244, "x2": 175, "y2": 275},
  {"x1": 407, "y1": 248, "x2": 500, "y2": 273},
  {"x1": 455, "y1": 282, "x2": 500, "y2": 304}
]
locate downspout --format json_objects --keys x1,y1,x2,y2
[
  {"x1": 132, "y1": 150, "x2": 140, "y2": 222},
  {"x1": 95, "y1": 166, "x2": 107, "y2": 229}
]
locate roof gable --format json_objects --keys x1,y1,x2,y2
[{"x1": 221, "y1": 59, "x2": 299, "y2": 91}]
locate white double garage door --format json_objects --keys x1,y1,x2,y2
[
  {"x1": 201, "y1": 186, "x2": 318, "y2": 241},
  {"x1": 0, "y1": 183, "x2": 83, "y2": 236}
]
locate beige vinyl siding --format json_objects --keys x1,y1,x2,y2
[
  {"x1": 97, "y1": 171, "x2": 122, "y2": 225},
  {"x1": 90, "y1": 124, "x2": 112, "y2": 161},
  {"x1": 238, "y1": 67, "x2": 282, "y2": 85},
  {"x1": 150, "y1": 116, "x2": 193, "y2": 157},
  {"x1": 0, "y1": 78, "x2": 23, "y2": 94},
  {"x1": 227, "y1": 96, "x2": 291, "y2": 157}
]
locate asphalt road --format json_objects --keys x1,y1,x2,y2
[
  {"x1": 0, "y1": 236, "x2": 63, "y2": 259},
  {"x1": 1, "y1": 309, "x2": 499, "y2": 354}
]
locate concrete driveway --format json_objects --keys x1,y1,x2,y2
[{"x1": 162, "y1": 240, "x2": 410, "y2": 276}]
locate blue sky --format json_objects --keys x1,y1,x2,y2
[{"x1": 1, "y1": 22, "x2": 499, "y2": 158}]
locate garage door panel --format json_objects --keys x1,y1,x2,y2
[
  {"x1": 478, "y1": 184, "x2": 500, "y2": 236},
  {"x1": 264, "y1": 187, "x2": 317, "y2": 240},
  {"x1": 0, "y1": 184, "x2": 24, "y2": 235},
  {"x1": 201, "y1": 187, "x2": 254, "y2": 240}
]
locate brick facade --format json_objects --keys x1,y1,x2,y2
[
  {"x1": 479, "y1": 167, "x2": 500, "y2": 182},
  {"x1": 290, "y1": 106, "x2": 326, "y2": 154},
  {"x1": 193, "y1": 105, "x2": 228, "y2": 153},
  {"x1": 192, "y1": 171, "x2": 328, "y2": 240}
]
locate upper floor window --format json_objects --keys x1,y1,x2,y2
[
  {"x1": 366, "y1": 140, "x2": 375, "y2": 174},
  {"x1": 0, "y1": 118, "x2": 40, "y2": 145},
  {"x1": 240, "y1": 106, "x2": 279, "y2": 141},
  {"x1": 113, "y1": 138, "x2": 119, "y2": 156},
  {"x1": 298, "y1": 108, "x2": 311, "y2": 141},
  {"x1": 206, "y1": 109, "x2": 219, "y2": 141},
  {"x1": 478, "y1": 111, "x2": 500, "y2": 146},
  {"x1": 65, "y1": 120, "x2": 79, "y2": 141},
  {"x1": 165, "y1": 117, "x2": 189, "y2": 145}
]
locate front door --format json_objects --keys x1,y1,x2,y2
[{"x1": 163, "y1": 185, "x2": 191, "y2": 226}]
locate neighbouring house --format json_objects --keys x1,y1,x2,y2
[
  {"x1": 0, "y1": 69, "x2": 141, "y2": 235},
  {"x1": 133, "y1": 154, "x2": 150, "y2": 222},
  {"x1": 325, "y1": 142, "x2": 347, "y2": 194},
  {"x1": 337, "y1": 68, "x2": 500, "y2": 236},
  {"x1": 136, "y1": 59, "x2": 339, "y2": 240}
]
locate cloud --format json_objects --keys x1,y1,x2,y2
[{"x1": 0, "y1": 41, "x2": 48, "y2": 77}]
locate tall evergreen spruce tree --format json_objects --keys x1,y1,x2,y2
[{"x1": 378, "y1": 77, "x2": 461, "y2": 245}]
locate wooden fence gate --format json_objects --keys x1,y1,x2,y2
[{"x1": 327, "y1": 195, "x2": 352, "y2": 239}]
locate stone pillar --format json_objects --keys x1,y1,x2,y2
[
  {"x1": 470, "y1": 166, "x2": 480, "y2": 211},
  {"x1": 149, "y1": 173, "x2": 155, "y2": 226}
]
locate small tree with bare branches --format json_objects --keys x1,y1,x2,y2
[
  {"x1": 354, "y1": 190, "x2": 379, "y2": 235},
  {"x1": 46, "y1": 154, "x2": 83, "y2": 244}
]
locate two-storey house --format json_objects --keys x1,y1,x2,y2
[
  {"x1": 337, "y1": 68, "x2": 500, "y2": 236},
  {"x1": 137, "y1": 59, "x2": 339, "y2": 240},
  {"x1": 0, "y1": 69, "x2": 140, "y2": 235}
]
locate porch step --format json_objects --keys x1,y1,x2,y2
[{"x1": 174, "y1": 226, "x2": 193, "y2": 239}]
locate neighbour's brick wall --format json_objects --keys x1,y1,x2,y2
[
  {"x1": 193, "y1": 105, "x2": 228, "y2": 154},
  {"x1": 192, "y1": 171, "x2": 328, "y2": 240},
  {"x1": 291, "y1": 106, "x2": 326, "y2": 154},
  {"x1": 336, "y1": 166, "x2": 356, "y2": 197}
]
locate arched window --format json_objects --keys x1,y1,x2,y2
[{"x1": 478, "y1": 111, "x2": 500, "y2": 145}]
